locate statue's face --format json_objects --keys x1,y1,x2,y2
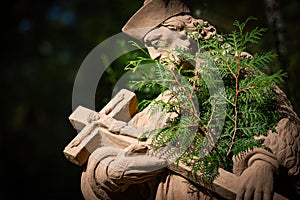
[{"x1": 143, "y1": 26, "x2": 197, "y2": 62}]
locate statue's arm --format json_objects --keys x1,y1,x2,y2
[
  {"x1": 83, "y1": 144, "x2": 166, "y2": 198},
  {"x1": 233, "y1": 116, "x2": 300, "y2": 200},
  {"x1": 263, "y1": 117, "x2": 300, "y2": 176}
]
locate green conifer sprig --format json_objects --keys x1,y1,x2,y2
[{"x1": 125, "y1": 17, "x2": 286, "y2": 185}]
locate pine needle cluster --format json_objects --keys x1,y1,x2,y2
[{"x1": 125, "y1": 17, "x2": 286, "y2": 185}]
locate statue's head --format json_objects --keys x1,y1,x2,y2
[
  {"x1": 123, "y1": 0, "x2": 216, "y2": 66},
  {"x1": 123, "y1": 0, "x2": 197, "y2": 64},
  {"x1": 122, "y1": 0, "x2": 191, "y2": 41}
]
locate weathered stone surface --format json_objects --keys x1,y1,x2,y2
[
  {"x1": 69, "y1": 106, "x2": 95, "y2": 131},
  {"x1": 64, "y1": 128, "x2": 101, "y2": 166},
  {"x1": 99, "y1": 127, "x2": 139, "y2": 148},
  {"x1": 100, "y1": 89, "x2": 138, "y2": 122},
  {"x1": 119, "y1": 125, "x2": 143, "y2": 138},
  {"x1": 128, "y1": 91, "x2": 177, "y2": 134},
  {"x1": 65, "y1": 106, "x2": 101, "y2": 166},
  {"x1": 169, "y1": 163, "x2": 288, "y2": 200},
  {"x1": 64, "y1": 89, "x2": 140, "y2": 166},
  {"x1": 96, "y1": 113, "x2": 127, "y2": 133}
]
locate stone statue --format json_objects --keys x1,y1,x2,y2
[{"x1": 65, "y1": 0, "x2": 300, "y2": 199}]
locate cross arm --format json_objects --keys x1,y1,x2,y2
[{"x1": 64, "y1": 89, "x2": 140, "y2": 166}]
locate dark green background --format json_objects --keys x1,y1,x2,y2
[{"x1": 1, "y1": 0, "x2": 299, "y2": 199}]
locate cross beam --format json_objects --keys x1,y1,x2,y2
[{"x1": 64, "y1": 89, "x2": 142, "y2": 166}]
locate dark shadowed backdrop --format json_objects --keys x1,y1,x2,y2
[{"x1": 1, "y1": 0, "x2": 299, "y2": 199}]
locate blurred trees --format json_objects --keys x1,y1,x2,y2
[{"x1": 1, "y1": 0, "x2": 299, "y2": 199}]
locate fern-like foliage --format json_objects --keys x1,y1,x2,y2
[{"x1": 125, "y1": 17, "x2": 286, "y2": 185}]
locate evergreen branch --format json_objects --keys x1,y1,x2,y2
[
  {"x1": 167, "y1": 66, "x2": 201, "y2": 122},
  {"x1": 247, "y1": 52, "x2": 277, "y2": 70},
  {"x1": 241, "y1": 27, "x2": 267, "y2": 47},
  {"x1": 126, "y1": 17, "x2": 286, "y2": 185},
  {"x1": 239, "y1": 85, "x2": 256, "y2": 93},
  {"x1": 128, "y1": 41, "x2": 150, "y2": 56},
  {"x1": 233, "y1": 16, "x2": 257, "y2": 34},
  {"x1": 227, "y1": 52, "x2": 241, "y2": 157}
]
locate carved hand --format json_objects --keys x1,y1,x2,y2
[{"x1": 236, "y1": 160, "x2": 276, "y2": 200}]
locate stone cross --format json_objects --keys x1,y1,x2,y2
[
  {"x1": 64, "y1": 89, "x2": 288, "y2": 200},
  {"x1": 63, "y1": 89, "x2": 144, "y2": 166}
]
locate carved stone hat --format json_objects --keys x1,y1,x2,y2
[{"x1": 122, "y1": 0, "x2": 191, "y2": 41}]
